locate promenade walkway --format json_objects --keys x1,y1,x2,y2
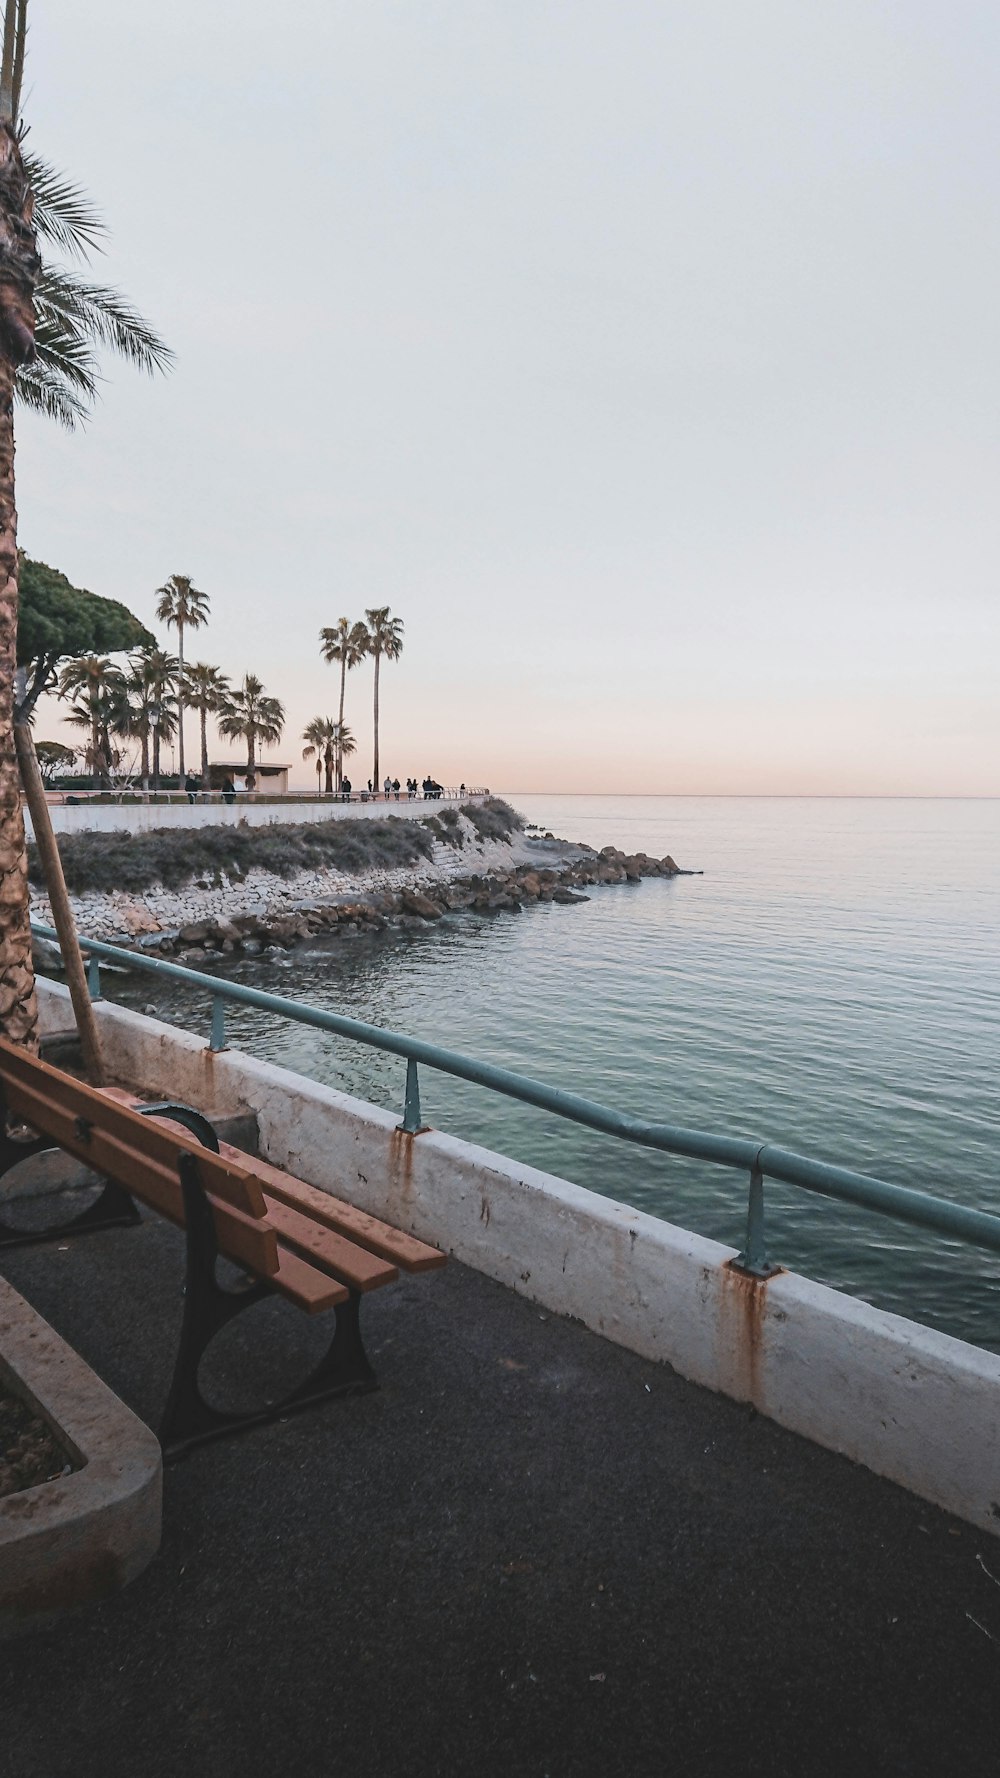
[{"x1": 2, "y1": 1213, "x2": 998, "y2": 1778}]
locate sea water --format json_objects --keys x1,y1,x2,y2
[{"x1": 110, "y1": 796, "x2": 1000, "y2": 1350}]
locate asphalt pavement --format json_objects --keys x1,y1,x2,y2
[{"x1": 2, "y1": 1211, "x2": 999, "y2": 1778}]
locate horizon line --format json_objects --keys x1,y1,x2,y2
[{"x1": 497, "y1": 791, "x2": 1000, "y2": 801}]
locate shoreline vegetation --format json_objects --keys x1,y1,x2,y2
[{"x1": 29, "y1": 799, "x2": 688, "y2": 968}]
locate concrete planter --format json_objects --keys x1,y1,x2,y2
[{"x1": 0, "y1": 1278, "x2": 161, "y2": 1636}]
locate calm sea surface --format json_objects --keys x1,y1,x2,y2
[{"x1": 109, "y1": 797, "x2": 1000, "y2": 1350}]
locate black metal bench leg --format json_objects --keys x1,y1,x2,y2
[
  {"x1": 161, "y1": 1156, "x2": 378, "y2": 1463},
  {"x1": 0, "y1": 1133, "x2": 140, "y2": 1250}
]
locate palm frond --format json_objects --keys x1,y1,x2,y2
[
  {"x1": 22, "y1": 150, "x2": 107, "y2": 260},
  {"x1": 14, "y1": 357, "x2": 90, "y2": 426},
  {"x1": 34, "y1": 264, "x2": 172, "y2": 375}
]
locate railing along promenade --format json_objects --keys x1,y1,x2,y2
[
  {"x1": 40, "y1": 786, "x2": 489, "y2": 807},
  {"x1": 32, "y1": 924, "x2": 1000, "y2": 1286}
]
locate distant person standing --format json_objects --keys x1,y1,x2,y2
[
  {"x1": 392, "y1": 777, "x2": 400, "y2": 800},
  {"x1": 245, "y1": 772, "x2": 256, "y2": 793},
  {"x1": 342, "y1": 777, "x2": 352, "y2": 802},
  {"x1": 185, "y1": 771, "x2": 199, "y2": 804},
  {"x1": 222, "y1": 776, "x2": 236, "y2": 806},
  {"x1": 383, "y1": 774, "x2": 391, "y2": 800}
]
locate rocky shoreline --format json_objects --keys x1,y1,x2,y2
[{"x1": 32, "y1": 830, "x2": 689, "y2": 970}]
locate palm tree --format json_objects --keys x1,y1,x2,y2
[
  {"x1": 19, "y1": 154, "x2": 172, "y2": 427},
  {"x1": 184, "y1": 661, "x2": 230, "y2": 781},
  {"x1": 0, "y1": 3, "x2": 46, "y2": 1045},
  {"x1": 0, "y1": 1, "x2": 171, "y2": 1048},
  {"x1": 113, "y1": 648, "x2": 178, "y2": 788},
  {"x1": 155, "y1": 575, "x2": 209, "y2": 777},
  {"x1": 361, "y1": 607, "x2": 404, "y2": 794},
  {"x1": 217, "y1": 674, "x2": 285, "y2": 783},
  {"x1": 319, "y1": 618, "x2": 369, "y2": 791},
  {"x1": 302, "y1": 717, "x2": 356, "y2": 795},
  {"x1": 57, "y1": 655, "x2": 128, "y2": 788}
]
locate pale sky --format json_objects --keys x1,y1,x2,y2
[{"x1": 16, "y1": 1, "x2": 1000, "y2": 793}]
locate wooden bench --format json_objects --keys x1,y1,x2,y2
[{"x1": 0, "y1": 1037, "x2": 445, "y2": 1458}]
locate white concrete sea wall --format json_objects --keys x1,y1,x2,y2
[
  {"x1": 36, "y1": 980, "x2": 1000, "y2": 1536},
  {"x1": 26, "y1": 795, "x2": 484, "y2": 841}
]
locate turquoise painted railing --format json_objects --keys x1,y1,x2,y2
[{"x1": 32, "y1": 921, "x2": 1000, "y2": 1277}]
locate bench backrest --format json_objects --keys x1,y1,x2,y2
[{"x1": 0, "y1": 1038, "x2": 278, "y2": 1277}]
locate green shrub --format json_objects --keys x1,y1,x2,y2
[
  {"x1": 461, "y1": 798, "x2": 523, "y2": 842},
  {"x1": 28, "y1": 815, "x2": 438, "y2": 896}
]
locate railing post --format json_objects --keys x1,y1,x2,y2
[
  {"x1": 399, "y1": 1058, "x2": 424, "y2": 1134},
  {"x1": 87, "y1": 954, "x2": 102, "y2": 1001},
  {"x1": 736, "y1": 1162, "x2": 779, "y2": 1278},
  {"x1": 209, "y1": 997, "x2": 226, "y2": 1053}
]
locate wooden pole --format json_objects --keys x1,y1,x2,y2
[{"x1": 14, "y1": 720, "x2": 105, "y2": 1083}]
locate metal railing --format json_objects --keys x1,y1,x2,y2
[
  {"x1": 40, "y1": 787, "x2": 491, "y2": 808},
  {"x1": 32, "y1": 920, "x2": 1000, "y2": 1279}
]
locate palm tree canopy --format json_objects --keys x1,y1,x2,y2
[
  {"x1": 302, "y1": 717, "x2": 356, "y2": 760},
  {"x1": 363, "y1": 607, "x2": 404, "y2": 662},
  {"x1": 16, "y1": 150, "x2": 173, "y2": 429},
  {"x1": 183, "y1": 660, "x2": 230, "y2": 711},
  {"x1": 218, "y1": 674, "x2": 285, "y2": 749},
  {"x1": 155, "y1": 574, "x2": 210, "y2": 635},
  {"x1": 57, "y1": 653, "x2": 127, "y2": 706},
  {"x1": 319, "y1": 619, "x2": 369, "y2": 670},
  {"x1": 301, "y1": 716, "x2": 337, "y2": 759}
]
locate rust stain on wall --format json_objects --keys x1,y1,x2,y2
[
  {"x1": 388, "y1": 1128, "x2": 416, "y2": 1207},
  {"x1": 717, "y1": 1258, "x2": 784, "y2": 1404}
]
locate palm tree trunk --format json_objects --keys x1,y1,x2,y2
[
  {"x1": 247, "y1": 728, "x2": 256, "y2": 781},
  {"x1": 0, "y1": 121, "x2": 39, "y2": 1048},
  {"x1": 90, "y1": 707, "x2": 100, "y2": 788},
  {"x1": 337, "y1": 656, "x2": 347, "y2": 792},
  {"x1": 372, "y1": 648, "x2": 380, "y2": 791},
  {"x1": 140, "y1": 726, "x2": 149, "y2": 786},
  {"x1": 176, "y1": 620, "x2": 185, "y2": 777},
  {"x1": 324, "y1": 746, "x2": 334, "y2": 795},
  {"x1": 200, "y1": 705, "x2": 208, "y2": 780},
  {"x1": 15, "y1": 721, "x2": 102, "y2": 1080},
  {"x1": 152, "y1": 727, "x2": 160, "y2": 789}
]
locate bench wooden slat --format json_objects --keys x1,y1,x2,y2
[
  {"x1": 262, "y1": 1194, "x2": 398, "y2": 1293},
  {"x1": 0, "y1": 1047, "x2": 267, "y2": 1218},
  {"x1": 268, "y1": 1245, "x2": 350, "y2": 1314},
  {"x1": 0, "y1": 1062, "x2": 278, "y2": 1277},
  {"x1": 102, "y1": 1089, "x2": 445, "y2": 1274},
  {"x1": 216, "y1": 1141, "x2": 447, "y2": 1273}
]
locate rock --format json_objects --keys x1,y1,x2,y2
[
  {"x1": 552, "y1": 889, "x2": 590, "y2": 904},
  {"x1": 661, "y1": 855, "x2": 679, "y2": 874},
  {"x1": 121, "y1": 902, "x2": 161, "y2": 936},
  {"x1": 400, "y1": 889, "x2": 443, "y2": 920},
  {"x1": 179, "y1": 921, "x2": 213, "y2": 945},
  {"x1": 31, "y1": 935, "x2": 63, "y2": 972},
  {"x1": 242, "y1": 938, "x2": 264, "y2": 955}
]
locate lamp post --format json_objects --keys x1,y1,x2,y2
[{"x1": 150, "y1": 702, "x2": 161, "y2": 794}]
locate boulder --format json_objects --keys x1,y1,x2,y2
[
  {"x1": 31, "y1": 934, "x2": 63, "y2": 972},
  {"x1": 400, "y1": 889, "x2": 443, "y2": 921},
  {"x1": 121, "y1": 902, "x2": 161, "y2": 937},
  {"x1": 552, "y1": 888, "x2": 590, "y2": 904},
  {"x1": 178, "y1": 921, "x2": 213, "y2": 945}
]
